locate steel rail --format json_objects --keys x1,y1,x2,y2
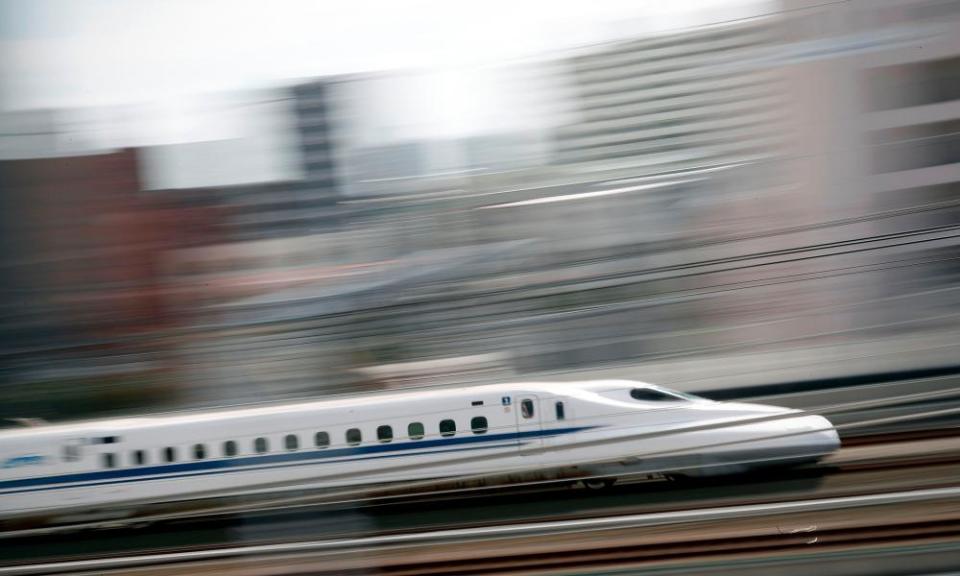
[{"x1": 2, "y1": 486, "x2": 959, "y2": 575}]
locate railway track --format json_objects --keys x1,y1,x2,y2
[
  {"x1": 347, "y1": 517, "x2": 960, "y2": 576},
  {"x1": 3, "y1": 487, "x2": 960, "y2": 575},
  {"x1": 839, "y1": 425, "x2": 960, "y2": 446}
]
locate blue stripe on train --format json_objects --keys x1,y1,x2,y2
[
  {"x1": 2, "y1": 443, "x2": 518, "y2": 495},
  {"x1": 0, "y1": 426, "x2": 592, "y2": 494}
]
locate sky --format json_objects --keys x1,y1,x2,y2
[
  {"x1": 0, "y1": 0, "x2": 772, "y2": 111},
  {"x1": 0, "y1": 0, "x2": 772, "y2": 185}
]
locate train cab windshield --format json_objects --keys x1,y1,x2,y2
[{"x1": 629, "y1": 386, "x2": 704, "y2": 402}]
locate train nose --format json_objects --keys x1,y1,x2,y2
[
  {"x1": 726, "y1": 402, "x2": 841, "y2": 459},
  {"x1": 791, "y1": 414, "x2": 841, "y2": 455}
]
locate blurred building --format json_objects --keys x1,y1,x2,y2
[
  {"x1": 1, "y1": 149, "x2": 158, "y2": 345},
  {"x1": 347, "y1": 142, "x2": 429, "y2": 182},
  {"x1": 0, "y1": 110, "x2": 63, "y2": 159},
  {"x1": 774, "y1": 0, "x2": 960, "y2": 333},
  {"x1": 7, "y1": 0, "x2": 960, "y2": 418},
  {"x1": 150, "y1": 79, "x2": 348, "y2": 243},
  {"x1": 555, "y1": 20, "x2": 788, "y2": 179},
  {"x1": 291, "y1": 80, "x2": 343, "y2": 199},
  {"x1": 0, "y1": 145, "x2": 225, "y2": 416}
]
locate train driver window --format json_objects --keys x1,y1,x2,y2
[
  {"x1": 408, "y1": 422, "x2": 425, "y2": 440},
  {"x1": 439, "y1": 419, "x2": 456, "y2": 437},
  {"x1": 377, "y1": 425, "x2": 393, "y2": 443},
  {"x1": 470, "y1": 416, "x2": 488, "y2": 434},
  {"x1": 223, "y1": 440, "x2": 238, "y2": 457},
  {"x1": 630, "y1": 388, "x2": 681, "y2": 402},
  {"x1": 555, "y1": 401, "x2": 566, "y2": 421},
  {"x1": 521, "y1": 399, "x2": 535, "y2": 419},
  {"x1": 315, "y1": 431, "x2": 330, "y2": 448},
  {"x1": 284, "y1": 434, "x2": 299, "y2": 451},
  {"x1": 254, "y1": 437, "x2": 269, "y2": 454},
  {"x1": 346, "y1": 428, "x2": 362, "y2": 446}
]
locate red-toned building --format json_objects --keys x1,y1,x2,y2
[{"x1": 0, "y1": 148, "x2": 223, "y2": 345}]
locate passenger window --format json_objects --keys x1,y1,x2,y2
[
  {"x1": 102, "y1": 453, "x2": 116, "y2": 468},
  {"x1": 555, "y1": 401, "x2": 566, "y2": 421},
  {"x1": 132, "y1": 450, "x2": 147, "y2": 465},
  {"x1": 254, "y1": 437, "x2": 269, "y2": 454},
  {"x1": 163, "y1": 447, "x2": 177, "y2": 463},
  {"x1": 377, "y1": 425, "x2": 393, "y2": 443},
  {"x1": 471, "y1": 416, "x2": 488, "y2": 434},
  {"x1": 521, "y1": 399, "x2": 535, "y2": 419},
  {"x1": 408, "y1": 422, "x2": 425, "y2": 440},
  {"x1": 284, "y1": 434, "x2": 299, "y2": 451},
  {"x1": 223, "y1": 440, "x2": 238, "y2": 457},
  {"x1": 193, "y1": 444, "x2": 207, "y2": 460},
  {"x1": 315, "y1": 431, "x2": 330, "y2": 448},
  {"x1": 439, "y1": 419, "x2": 456, "y2": 437},
  {"x1": 346, "y1": 428, "x2": 362, "y2": 446}
]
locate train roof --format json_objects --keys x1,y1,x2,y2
[{"x1": 0, "y1": 380, "x2": 651, "y2": 440}]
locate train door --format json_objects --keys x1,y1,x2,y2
[
  {"x1": 514, "y1": 395, "x2": 542, "y2": 456},
  {"x1": 61, "y1": 438, "x2": 86, "y2": 463}
]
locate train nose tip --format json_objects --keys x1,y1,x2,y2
[{"x1": 799, "y1": 414, "x2": 841, "y2": 455}]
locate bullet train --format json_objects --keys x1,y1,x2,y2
[{"x1": 0, "y1": 380, "x2": 840, "y2": 525}]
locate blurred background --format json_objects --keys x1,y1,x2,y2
[{"x1": 2, "y1": 0, "x2": 960, "y2": 420}]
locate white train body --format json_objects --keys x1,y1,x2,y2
[{"x1": 0, "y1": 380, "x2": 839, "y2": 523}]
